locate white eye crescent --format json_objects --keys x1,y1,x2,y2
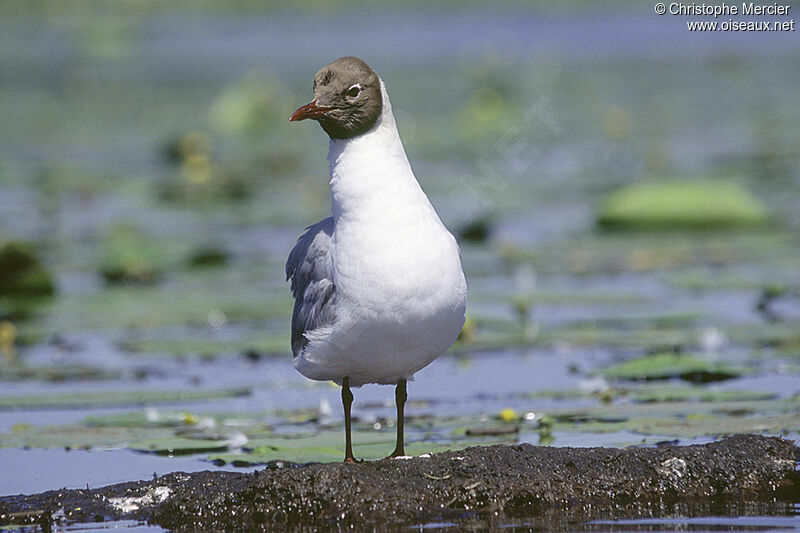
[{"x1": 346, "y1": 84, "x2": 362, "y2": 98}]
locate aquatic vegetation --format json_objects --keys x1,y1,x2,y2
[
  {"x1": 99, "y1": 224, "x2": 167, "y2": 285},
  {"x1": 530, "y1": 384, "x2": 776, "y2": 404},
  {"x1": 157, "y1": 160, "x2": 253, "y2": 204},
  {"x1": 458, "y1": 215, "x2": 493, "y2": 243},
  {"x1": 208, "y1": 72, "x2": 292, "y2": 137},
  {"x1": 0, "y1": 388, "x2": 250, "y2": 410},
  {"x1": 597, "y1": 352, "x2": 743, "y2": 382},
  {"x1": 186, "y1": 246, "x2": 230, "y2": 269},
  {"x1": 597, "y1": 181, "x2": 769, "y2": 230},
  {"x1": 626, "y1": 384, "x2": 776, "y2": 403},
  {"x1": 563, "y1": 411, "x2": 800, "y2": 439},
  {"x1": 0, "y1": 242, "x2": 54, "y2": 297},
  {"x1": 130, "y1": 436, "x2": 241, "y2": 456},
  {"x1": 162, "y1": 131, "x2": 212, "y2": 166},
  {"x1": 545, "y1": 396, "x2": 800, "y2": 437},
  {"x1": 0, "y1": 424, "x2": 176, "y2": 450}
]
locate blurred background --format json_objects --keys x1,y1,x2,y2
[{"x1": 1, "y1": 0, "x2": 799, "y2": 508}]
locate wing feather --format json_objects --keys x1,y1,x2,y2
[{"x1": 285, "y1": 217, "x2": 335, "y2": 357}]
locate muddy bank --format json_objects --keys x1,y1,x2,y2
[{"x1": 1, "y1": 435, "x2": 798, "y2": 531}]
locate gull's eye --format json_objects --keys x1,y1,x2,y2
[{"x1": 346, "y1": 84, "x2": 362, "y2": 98}]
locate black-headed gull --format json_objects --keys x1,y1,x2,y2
[{"x1": 287, "y1": 56, "x2": 467, "y2": 462}]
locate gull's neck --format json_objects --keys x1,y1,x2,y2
[{"x1": 327, "y1": 81, "x2": 425, "y2": 224}]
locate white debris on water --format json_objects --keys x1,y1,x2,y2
[
  {"x1": 108, "y1": 486, "x2": 172, "y2": 513},
  {"x1": 318, "y1": 397, "x2": 333, "y2": 425},
  {"x1": 227, "y1": 431, "x2": 249, "y2": 449},
  {"x1": 701, "y1": 327, "x2": 727, "y2": 354},
  {"x1": 658, "y1": 457, "x2": 687, "y2": 482}
]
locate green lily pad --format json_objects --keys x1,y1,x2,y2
[
  {"x1": 186, "y1": 246, "x2": 229, "y2": 268},
  {"x1": 546, "y1": 397, "x2": 800, "y2": 441},
  {"x1": 0, "y1": 424, "x2": 174, "y2": 450},
  {"x1": 538, "y1": 325, "x2": 696, "y2": 349},
  {"x1": 598, "y1": 180, "x2": 768, "y2": 230},
  {"x1": 0, "y1": 387, "x2": 250, "y2": 410},
  {"x1": 129, "y1": 436, "x2": 236, "y2": 456},
  {"x1": 549, "y1": 398, "x2": 800, "y2": 424},
  {"x1": 85, "y1": 410, "x2": 203, "y2": 428},
  {"x1": 629, "y1": 385, "x2": 777, "y2": 403},
  {"x1": 0, "y1": 242, "x2": 55, "y2": 297},
  {"x1": 571, "y1": 412, "x2": 800, "y2": 438},
  {"x1": 597, "y1": 353, "x2": 743, "y2": 382},
  {"x1": 99, "y1": 224, "x2": 168, "y2": 285},
  {"x1": 529, "y1": 385, "x2": 775, "y2": 404}
]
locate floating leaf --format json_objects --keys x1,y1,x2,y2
[
  {"x1": 547, "y1": 397, "x2": 800, "y2": 441},
  {"x1": 630, "y1": 385, "x2": 777, "y2": 403},
  {"x1": 99, "y1": 224, "x2": 167, "y2": 285},
  {"x1": 0, "y1": 242, "x2": 54, "y2": 297},
  {"x1": 597, "y1": 353, "x2": 743, "y2": 382},
  {"x1": 0, "y1": 424, "x2": 174, "y2": 450},
  {"x1": 573, "y1": 413, "x2": 800, "y2": 438},
  {"x1": 533, "y1": 385, "x2": 777, "y2": 404},
  {"x1": 86, "y1": 410, "x2": 201, "y2": 428},
  {"x1": 129, "y1": 436, "x2": 236, "y2": 456},
  {"x1": 0, "y1": 387, "x2": 250, "y2": 410},
  {"x1": 598, "y1": 181, "x2": 768, "y2": 230},
  {"x1": 186, "y1": 246, "x2": 229, "y2": 268}
]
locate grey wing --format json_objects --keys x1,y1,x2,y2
[{"x1": 285, "y1": 217, "x2": 336, "y2": 357}]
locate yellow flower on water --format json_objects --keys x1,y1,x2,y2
[{"x1": 499, "y1": 407, "x2": 518, "y2": 423}]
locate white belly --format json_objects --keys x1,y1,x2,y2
[{"x1": 294, "y1": 219, "x2": 467, "y2": 387}]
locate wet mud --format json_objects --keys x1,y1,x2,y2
[{"x1": 1, "y1": 435, "x2": 798, "y2": 531}]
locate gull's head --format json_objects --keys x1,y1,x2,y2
[{"x1": 290, "y1": 56, "x2": 383, "y2": 139}]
